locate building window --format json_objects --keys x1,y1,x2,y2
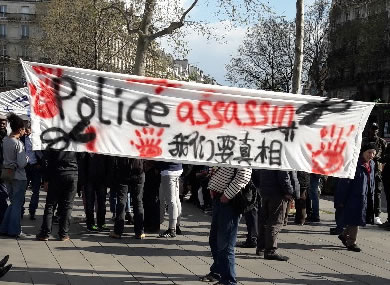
[
  {"x1": 0, "y1": 5, "x2": 6, "y2": 17},
  {"x1": 0, "y1": 24, "x2": 6, "y2": 38},
  {"x1": 21, "y1": 46, "x2": 28, "y2": 58},
  {"x1": 21, "y1": 25, "x2": 29, "y2": 38},
  {"x1": 21, "y1": 6, "x2": 30, "y2": 14},
  {"x1": 0, "y1": 66, "x2": 6, "y2": 87},
  {"x1": 0, "y1": 45, "x2": 6, "y2": 57}
]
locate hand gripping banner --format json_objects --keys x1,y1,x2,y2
[{"x1": 21, "y1": 60, "x2": 374, "y2": 178}]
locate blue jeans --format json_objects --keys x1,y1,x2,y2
[
  {"x1": 0, "y1": 182, "x2": 8, "y2": 223},
  {"x1": 0, "y1": 180, "x2": 27, "y2": 236},
  {"x1": 209, "y1": 198, "x2": 240, "y2": 285},
  {"x1": 309, "y1": 174, "x2": 320, "y2": 218},
  {"x1": 110, "y1": 190, "x2": 131, "y2": 214}
]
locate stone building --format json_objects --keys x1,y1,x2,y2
[
  {"x1": 325, "y1": 0, "x2": 390, "y2": 138},
  {"x1": 0, "y1": 0, "x2": 42, "y2": 91}
]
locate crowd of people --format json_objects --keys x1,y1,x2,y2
[{"x1": 0, "y1": 112, "x2": 389, "y2": 285}]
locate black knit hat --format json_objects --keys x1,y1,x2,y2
[{"x1": 361, "y1": 142, "x2": 377, "y2": 153}]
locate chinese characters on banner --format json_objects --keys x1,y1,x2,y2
[{"x1": 21, "y1": 60, "x2": 375, "y2": 179}]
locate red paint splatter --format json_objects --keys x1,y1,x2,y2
[
  {"x1": 85, "y1": 126, "x2": 97, "y2": 152},
  {"x1": 28, "y1": 66, "x2": 64, "y2": 119},
  {"x1": 127, "y1": 78, "x2": 182, "y2": 95},
  {"x1": 130, "y1": 127, "x2": 164, "y2": 158},
  {"x1": 307, "y1": 124, "x2": 354, "y2": 175}
]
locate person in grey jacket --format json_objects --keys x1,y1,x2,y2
[
  {"x1": 0, "y1": 113, "x2": 28, "y2": 238},
  {"x1": 255, "y1": 169, "x2": 299, "y2": 261}
]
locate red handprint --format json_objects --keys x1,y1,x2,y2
[
  {"x1": 130, "y1": 127, "x2": 164, "y2": 158},
  {"x1": 28, "y1": 66, "x2": 63, "y2": 119},
  {"x1": 306, "y1": 124, "x2": 355, "y2": 175}
]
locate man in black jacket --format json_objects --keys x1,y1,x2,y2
[
  {"x1": 109, "y1": 157, "x2": 145, "y2": 239},
  {"x1": 256, "y1": 169, "x2": 299, "y2": 261},
  {"x1": 36, "y1": 150, "x2": 81, "y2": 241}
]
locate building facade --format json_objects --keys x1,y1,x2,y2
[
  {"x1": 0, "y1": 0, "x2": 42, "y2": 91},
  {"x1": 326, "y1": 0, "x2": 390, "y2": 138}
]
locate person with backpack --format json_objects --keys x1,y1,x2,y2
[
  {"x1": 0, "y1": 113, "x2": 28, "y2": 238},
  {"x1": 0, "y1": 113, "x2": 9, "y2": 223},
  {"x1": 109, "y1": 157, "x2": 145, "y2": 239},
  {"x1": 200, "y1": 166, "x2": 252, "y2": 285}
]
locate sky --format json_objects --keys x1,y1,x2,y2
[{"x1": 160, "y1": 0, "x2": 317, "y2": 86}]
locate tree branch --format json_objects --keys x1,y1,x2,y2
[
  {"x1": 149, "y1": 0, "x2": 198, "y2": 41},
  {"x1": 100, "y1": 4, "x2": 141, "y2": 36}
]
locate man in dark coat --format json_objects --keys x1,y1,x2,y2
[
  {"x1": 256, "y1": 170, "x2": 299, "y2": 261},
  {"x1": 36, "y1": 150, "x2": 81, "y2": 241},
  {"x1": 337, "y1": 142, "x2": 376, "y2": 252}
]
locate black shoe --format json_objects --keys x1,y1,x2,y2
[
  {"x1": 0, "y1": 264, "x2": 12, "y2": 278},
  {"x1": 237, "y1": 240, "x2": 257, "y2": 248},
  {"x1": 125, "y1": 213, "x2": 134, "y2": 225},
  {"x1": 347, "y1": 244, "x2": 361, "y2": 252},
  {"x1": 0, "y1": 255, "x2": 9, "y2": 267},
  {"x1": 36, "y1": 233, "x2": 49, "y2": 241},
  {"x1": 256, "y1": 248, "x2": 264, "y2": 256},
  {"x1": 97, "y1": 225, "x2": 110, "y2": 232},
  {"x1": 264, "y1": 252, "x2": 289, "y2": 261},
  {"x1": 307, "y1": 216, "x2": 320, "y2": 223},
  {"x1": 199, "y1": 272, "x2": 220, "y2": 282},
  {"x1": 29, "y1": 213, "x2": 36, "y2": 221},
  {"x1": 176, "y1": 225, "x2": 182, "y2": 235},
  {"x1": 330, "y1": 227, "x2": 343, "y2": 235},
  {"x1": 338, "y1": 234, "x2": 347, "y2": 246},
  {"x1": 87, "y1": 225, "x2": 99, "y2": 232},
  {"x1": 159, "y1": 229, "x2": 176, "y2": 238}
]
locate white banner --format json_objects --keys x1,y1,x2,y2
[
  {"x1": 22, "y1": 60, "x2": 374, "y2": 178},
  {"x1": 0, "y1": 87, "x2": 30, "y2": 117}
]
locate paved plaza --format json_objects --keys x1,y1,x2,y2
[{"x1": 1, "y1": 192, "x2": 390, "y2": 285}]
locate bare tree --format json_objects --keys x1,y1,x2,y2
[
  {"x1": 106, "y1": 0, "x2": 268, "y2": 76},
  {"x1": 303, "y1": 0, "x2": 331, "y2": 96},
  {"x1": 226, "y1": 16, "x2": 295, "y2": 92}
]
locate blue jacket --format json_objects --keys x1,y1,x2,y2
[{"x1": 336, "y1": 158, "x2": 375, "y2": 226}]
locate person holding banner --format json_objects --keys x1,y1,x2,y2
[
  {"x1": 36, "y1": 149, "x2": 81, "y2": 241},
  {"x1": 0, "y1": 113, "x2": 28, "y2": 238},
  {"x1": 201, "y1": 167, "x2": 252, "y2": 285},
  {"x1": 337, "y1": 142, "x2": 377, "y2": 252}
]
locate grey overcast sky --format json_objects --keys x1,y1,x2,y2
[{"x1": 160, "y1": 0, "x2": 317, "y2": 86}]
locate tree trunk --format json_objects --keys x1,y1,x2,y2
[
  {"x1": 133, "y1": 35, "x2": 150, "y2": 76},
  {"x1": 292, "y1": 0, "x2": 304, "y2": 94},
  {"x1": 133, "y1": 0, "x2": 156, "y2": 76}
]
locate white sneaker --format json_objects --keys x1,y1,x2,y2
[{"x1": 374, "y1": 216, "x2": 382, "y2": 225}]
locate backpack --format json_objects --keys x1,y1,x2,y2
[{"x1": 229, "y1": 169, "x2": 258, "y2": 215}]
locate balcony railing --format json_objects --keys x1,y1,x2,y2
[{"x1": 0, "y1": 13, "x2": 36, "y2": 22}]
